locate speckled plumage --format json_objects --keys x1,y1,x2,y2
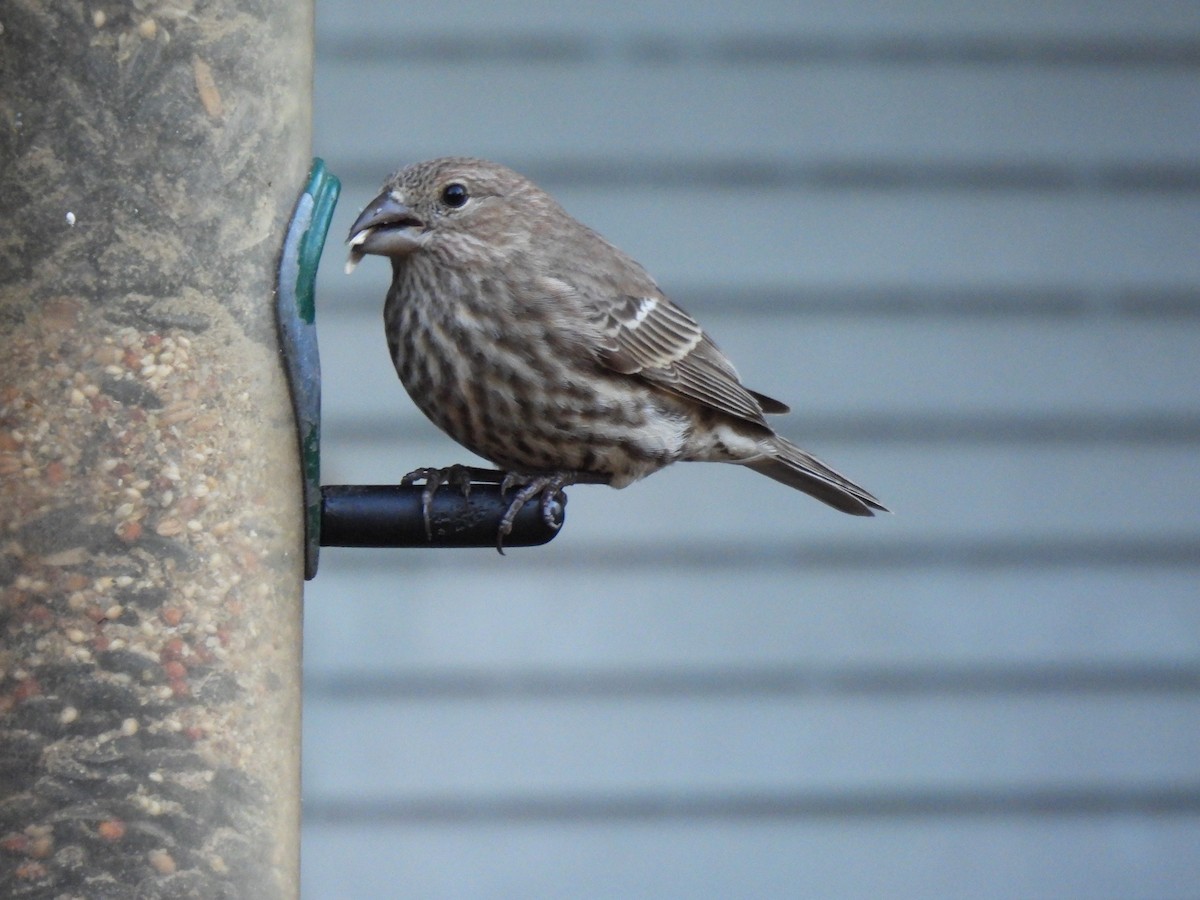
[{"x1": 347, "y1": 157, "x2": 886, "y2": 531}]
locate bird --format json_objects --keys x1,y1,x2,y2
[{"x1": 345, "y1": 157, "x2": 886, "y2": 549}]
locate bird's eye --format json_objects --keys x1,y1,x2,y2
[{"x1": 441, "y1": 182, "x2": 469, "y2": 208}]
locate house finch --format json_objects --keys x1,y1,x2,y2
[{"x1": 346, "y1": 157, "x2": 885, "y2": 548}]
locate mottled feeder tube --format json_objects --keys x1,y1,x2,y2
[{"x1": 0, "y1": 3, "x2": 310, "y2": 897}]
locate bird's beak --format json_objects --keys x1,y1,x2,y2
[{"x1": 345, "y1": 191, "x2": 426, "y2": 274}]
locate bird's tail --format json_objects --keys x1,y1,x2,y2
[{"x1": 745, "y1": 436, "x2": 888, "y2": 516}]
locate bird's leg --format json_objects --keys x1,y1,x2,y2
[
  {"x1": 402, "y1": 466, "x2": 602, "y2": 551},
  {"x1": 401, "y1": 464, "x2": 484, "y2": 539},
  {"x1": 495, "y1": 471, "x2": 609, "y2": 553},
  {"x1": 495, "y1": 472, "x2": 579, "y2": 554}
]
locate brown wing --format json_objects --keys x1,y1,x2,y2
[{"x1": 596, "y1": 293, "x2": 788, "y2": 427}]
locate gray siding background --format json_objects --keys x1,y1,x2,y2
[{"x1": 302, "y1": 3, "x2": 1200, "y2": 897}]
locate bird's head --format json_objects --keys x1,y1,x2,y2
[{"x1": 345, "y1": 157, "x2": 540, "y2": 274}]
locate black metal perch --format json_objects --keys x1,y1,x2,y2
[{"x1": 320, "y1": 482, "x2": 563, "y2": 549}]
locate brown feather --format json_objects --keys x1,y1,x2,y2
[
  {"x1": 748, "y1": 437, "x2": 889, "y2": 516},
  {"x1": 597, "y1": 294, "x2": 773, "y2": 427}
]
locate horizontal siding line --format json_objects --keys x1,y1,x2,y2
[
  {"x1": 305, "y1": 785, "x2": 1200, "y2": 825},
  {"x1": 332, "y1": 159, "x2": 1200, "y2": 194},
  {"x1": 318, "y1": 34, "x2": 1200, "y2": 69},
  {"x1": 321, "y1": 285, "x2": 1200, "y2": 320},
  {"x1": 675, "y1": 286, "x2": 1200, "y2": 319},
  {"x1": 806, "y1": 414, "x2": 1200, "y2": 443},
  {"x1": 325, "y1": 413, "x2": 1200, "y2": 446},
  {"x1": 718, "y1": 36, "x2": 1200, "y2": 68},
  {"x1": 546, "y1": 539, "x2": 1200, "y2": 571},
  {"x1": 307, "y1": 664, "x2": 1200, "y2": 701},
  {"x1": 335, "y1": 537, "x2": 1200, "y2": 572}
]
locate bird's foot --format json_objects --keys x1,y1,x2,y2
[
  {"x1": 495, "y1": 471, "x2": 580, "y2": 555},
  {"x1": 401, "y1": 464, "x2": 480, "y2": 539}
]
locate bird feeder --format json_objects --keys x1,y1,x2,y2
[{"x1": 0, "y1": 4, "x2": 309, "y2": 894}]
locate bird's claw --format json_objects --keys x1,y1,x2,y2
[
  {"x1": 400, "y1": 466, "x2": 578, "y2": 552},
  {"x1": 401, "y1": 464, "x2": 477, "y2": 540},
  {"x1": 496, "y1": 472, "x2": 574, "y2": 554}
]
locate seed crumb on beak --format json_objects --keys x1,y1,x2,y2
[{"x1": 345, "y1": 228, "x2": 373, "y2": 274}]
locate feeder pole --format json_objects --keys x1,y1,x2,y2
[{"x1": 0, "y1": 3, "x2": 310, "y2": 896}]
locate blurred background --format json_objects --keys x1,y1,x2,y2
[{"x1": 303, "y1": 2, "x2": 1200, "y2": 896}]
